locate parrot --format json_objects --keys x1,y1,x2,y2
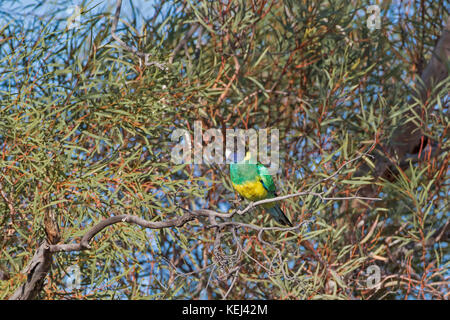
[{"x1": 229, "y1": 151, "x2": 293, "y2": 227}]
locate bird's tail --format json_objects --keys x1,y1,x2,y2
[{"x1": 267, "y1": 204, "x2": 293, "y2": 227}]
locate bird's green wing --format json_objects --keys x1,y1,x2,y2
[{"x1": 257, "y1": 164, "x2": 276, "y2": 194}]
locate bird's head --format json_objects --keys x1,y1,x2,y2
[
  {"x1": 244, "y1": 151, "x2": 258, "y2": 164},
  {"x1": 226, "y1": 149, "x2": 257, "y2": 165}
]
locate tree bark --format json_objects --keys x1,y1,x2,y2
[{"x1": 9, "y1": 242, "x2": 53, "y2": 300}]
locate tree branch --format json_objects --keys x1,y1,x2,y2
[
  {"x1": 9, "y1": 140, "x2": 380, "y2": 299},
  {"x1": 48, "y1": 212, "x2": 196, "y2": 253},
  {"x1": 8, "y1": 242, "x2": 53, "y2": 300}
]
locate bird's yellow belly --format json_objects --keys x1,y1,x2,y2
[{"x1": 232, "y1": 180, "x2": 268, "y2": 202}]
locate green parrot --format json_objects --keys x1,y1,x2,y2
[{"x1": 229, "y1": 152, "x2": 293, "y2": 226}]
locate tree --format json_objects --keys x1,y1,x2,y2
[{"x1": 0, "y1": 0, "x2": 448, "y2": 300}]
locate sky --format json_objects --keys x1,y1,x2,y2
[{"x1": 0, "y1": 0, "x2": 157, "y2": 27}]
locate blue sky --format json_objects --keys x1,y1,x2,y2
[{"x1": 0, "y1": 0, "x2": 157, "y2": 27}]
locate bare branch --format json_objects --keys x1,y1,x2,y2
[{"x1": 48, "y1": 212, "x2": 196, "y2": 253}]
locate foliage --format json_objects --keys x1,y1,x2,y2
[{"x1": 0, "y1": 0, "x2": 448, "y2": 299}]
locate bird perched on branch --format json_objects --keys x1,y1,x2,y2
[{"x1": 229, "y1": 152, "x2": 292, "y2": 227}]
